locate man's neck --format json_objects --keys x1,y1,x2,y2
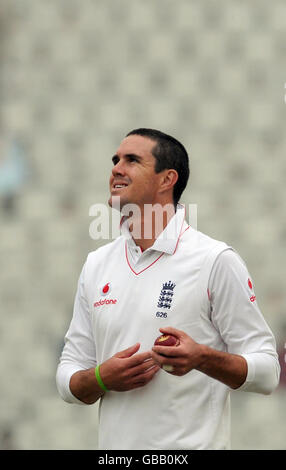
[{"x1": 127, "y1": 202, "x2": 176, "y2": 252}]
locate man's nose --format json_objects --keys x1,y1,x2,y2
[{"x1": 112, "y1": 159, "x2": 126, "y2": 176}]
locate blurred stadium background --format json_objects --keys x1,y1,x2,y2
[{"x1": 0, "y1": 0, "x2": 285, "y2": 450}]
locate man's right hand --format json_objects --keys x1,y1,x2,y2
[
  {"x1": 100, "y1": 342, "x2": 160, "y2": 392},
  {"x1": 69, "y1": 343, "x2": 160, "y2": 404}
]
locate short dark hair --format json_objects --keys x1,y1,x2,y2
[{"x1": 126, "y1": 128, "x2": 190, "y2": 205}]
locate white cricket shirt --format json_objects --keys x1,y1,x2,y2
[{"x1": 56, "y1": 204, "x2": 280, "y2": 450}]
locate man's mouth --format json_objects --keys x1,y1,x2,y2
[{"x1": 112, "y1": 182, "x2": 129, "y2": 190}]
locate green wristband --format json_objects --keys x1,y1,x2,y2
[{"x1": 95, "y1": 365, "x2": 109, "y2": 392}]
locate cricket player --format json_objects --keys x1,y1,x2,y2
[{"x1": 56, "y1": 128, "x2": 280, "y2": 449}]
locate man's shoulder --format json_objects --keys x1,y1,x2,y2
[
  {"x1": 86, "y1": 236, "x2": 125, "y2": 265},
  {"x1": 182, "y1": 225, "x2": 230, "y2": 253}
]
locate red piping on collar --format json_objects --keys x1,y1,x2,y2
[
  {"x1": 124, "y1": 205, "x2": 190, "y2": 275},
  {"x1": 125, "y1": 242, "x2": 164, "y2": 276},
  {"x1": 172, "y1": 205, "x2": 188, "y2": 255}
]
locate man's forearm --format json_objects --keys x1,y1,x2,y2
[
  {"x1": 70, "y1": 368, "x2": 105, "y2": 404},
  {"x1": 196, "y1": 345, "x2": 248, "y2": 389}
]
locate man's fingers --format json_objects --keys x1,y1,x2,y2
[
  {"x1": 128, "y1": 357, "x2": 157, "y2": 377},
  {"x1": 132, "y1": 364, "x2": 160, "y2": 387},
  {"x1": 125, "y1": 350, "x2": 154, "y2": 368},
  {"x1": 152, "y1": 344, "x2": 182, "y2": 357},
  {"x1": 115, "y1": 345, "x2": 154, "y2": 366},
  {"x1": 159, "y1": 326, "x2": 185, "y2": 340},
  {"x1": 115, "y1": 343, "x2": 140, "y2": 359}
]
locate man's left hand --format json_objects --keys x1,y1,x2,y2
[{"x1": 151, "y1": 326, "x2": 206, "y2": 376}]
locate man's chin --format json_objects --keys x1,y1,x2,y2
[
  {"x1": 108, "y1": 195, "x2": 124, "y2": 212},
  {"x1": 108, "y1": 196, "x2": 142, "y2": 216}
]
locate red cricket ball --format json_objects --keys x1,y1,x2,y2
[{"x1": 154, "y1": 334, "x2": 180, "y2": 347}]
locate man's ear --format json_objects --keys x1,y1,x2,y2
[{"x1": 159, "y1": 169, "x2": 178, "y2": 194}]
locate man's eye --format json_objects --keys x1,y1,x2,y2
[
  {"x1": 128, "y1": 156, "x2": 138, "y2": 163},
  {"x1": 112, "y1": 157, "x2": 119, "y2": 165}
]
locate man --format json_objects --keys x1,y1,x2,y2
[{"x1": 56, "y1": 128, "x2": 280, "y2": 450}]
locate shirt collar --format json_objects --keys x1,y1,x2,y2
[{"x1": 120, "y1": 203, "x2": 187, "y2": 255}]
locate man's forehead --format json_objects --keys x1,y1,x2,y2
[{"x1": 116, "y1": 134, "x2": 156, "y2": 157}]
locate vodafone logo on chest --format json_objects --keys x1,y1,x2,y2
[
  {"x1": 100, "y1": 282, "x2": 111, "y2": 296},
  {"x1": 93, "y1": 282, "x2": 118, "y2": 308}
]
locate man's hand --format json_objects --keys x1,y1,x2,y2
[
  {"x1": 151, "y1": 326, "x2": 248, "y2": 389},
  {"x1": 151, "y1": 326, "x2": 204, "y2": 376},
  {"x1": 100, "y1": 343, "x2": 160, "y2": 391},
  {"x1": 70, "y1": 343, "x2": 160, "y2": 404}
]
